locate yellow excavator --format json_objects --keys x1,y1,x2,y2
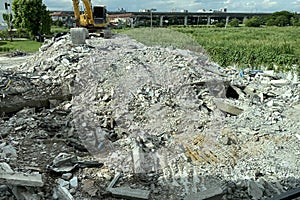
[{"x1": 71, "y1": 0, "x2": 111, "y2": 39}]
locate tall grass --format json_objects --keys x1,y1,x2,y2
[
  {"x1": 123, "y1": 28, "x2": 206, "y2": 54},
  {"x1": 122, "y1": 27, "x2": 300, "y2": 73},
  {"x1": 173, "y1": 26, "x2": 300, "y2": 70}
]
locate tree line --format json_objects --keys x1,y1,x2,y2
[{"x1": 232, "y1": 11, "x2": 300, "y2": 27}]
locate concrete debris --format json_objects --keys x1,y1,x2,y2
[
  {"x1": 47, "y1": 153, "x2": 78, "y2": 173},
  {"x1": 62, "y1": 173, "x2": 73, "y2": 180},
  {"x1": 56, "y1": 185, "x2": 74, "y2": 200},
  {"x1": 107, "y1": 172, "x2": 150, "y2": 199},
  {"x1": 213, "y1": 99, "x2": 243, "y2": 116},
  {"x1": 109, "y1": 187, "x2": 151, "y2": 200},
  {"x1": 69, "y1": 176, "x2": 78, "y2": 189},
  {"x1": 0, "y1": 172, "x2": 44, "y2": 187},
  {"x1": 0, "y1": 32, "x2": 300, "y2": 199},
  {"x1": 184, "y1": 186, "x2": 224, "y2": 200},
  {"x1": 248, "y1": 180, "x2": 263, "y2": 199}
]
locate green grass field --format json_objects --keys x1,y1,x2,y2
[
  {"x1": 122, "y1": 26, "x2": 300, "y2": 72},
  {"x1": 0, "y1": 40, "x2": 42, "y2": 53}
]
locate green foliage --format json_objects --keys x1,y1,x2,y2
[
  {"x1": 52, "y1": 20, "x2": 65, "y2": 27},
  {"x1": 2, "y1": 13, "x2": 13, "y2": 28},
  {"x1": 244, "y1": 17, "x2": 262, "y2": 27},
  {"x1": 0, "y1": 31, "x2": 9, "y2": 40},
  {"x1": 229, "y1": 18, "x2": 239, "y2": 27},
  {"x1": 171, "y1": 26, "x2": 300, "y2": 70},
  {"x1": 267, "y1": 11, "x2": 295, "y2": 26},
  {"x1": 215, "y1": 22, "x2": 225, "y2": 28},
  {"x1": 51, "y1": 26, "x2": 69, "y2": 34},
  {"x1": 291, "y1": 16, "x2": 300, "y2": 26},
  {"x1": 122, "y1": 28, "x2": 205, "y2": 54},
  {"x1": 12, "y1": 0, "x2": 51, "y2": 37}
]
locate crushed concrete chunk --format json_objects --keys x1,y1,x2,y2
[
  {"x1": 248, "y1": 180, "x2": 263, "y2": 199},
  {"x1": 108, "y1": 187, "x2": 150, "y2": 200},
  {"x1": 0, "y1": 172, "x2": 44, "y2": 187},
  {"x1": 56, "y1": 185, "x2": 74, "y2": 200},
  {"x1": 213, "y1": 99, "x2": 243, "y2": 115},
  {"x1": 184, "y1": 186, "x2": 224, "y2": 200}
]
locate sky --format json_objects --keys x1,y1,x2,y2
[
  {"x1": 42, "y1": 0, "x2": 300, "y2": 12},
  {"x1": 1, "y1": 0, "x2": 300, "y2": 24}
]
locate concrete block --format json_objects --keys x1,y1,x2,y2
[{"x1": 70, "y1": 28, "x2": 88, "y2": 45}]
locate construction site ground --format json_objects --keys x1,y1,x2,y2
[{"x1": 0, "y1": 33, "x2": 300, "y2": 200}]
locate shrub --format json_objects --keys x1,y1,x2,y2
[
  {"x1": 215, "y1": 22, "x2": 225, "y2": 28},
  {"x1": 229, "y1": 18, "x2": 239, "y2": 27},
  {"x1": 245, "y1": 17, "x2": 262, "y2": 27}
]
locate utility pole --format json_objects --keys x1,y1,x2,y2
[
  {"x1": 149, "y1": 8, "x2": 156, "y2": 29},
  {"x1": 4, "y1": 1, "x2": 13, "y2": 41}
]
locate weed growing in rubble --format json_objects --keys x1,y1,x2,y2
[{"x1": 173, "y1": 26, "x2": 300, "y2": 71}]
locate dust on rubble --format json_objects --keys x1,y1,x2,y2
[{"x1": 0, "y1": 33, "x2": 300, "y2": 200}]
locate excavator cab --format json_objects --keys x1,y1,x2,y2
[{"x1": 93, "y1": 6, "x2": 107, "y2": 26}]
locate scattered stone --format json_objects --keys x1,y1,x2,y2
[
  {"x1": 57, "y1": 178, "x2": 69, "y2": 188},
  {"x1": 62, "y1": 173, "x2": 73, "y2": 181},
  {"x1": 69, "y1": 176, "x2": 78, "y2": 189},
  {"x1": 82, "y1": 179, "x2": 98, "y2": 196}
]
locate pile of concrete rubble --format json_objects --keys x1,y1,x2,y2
[{"x1": 0, "y1": 33, "x2": 300, "y2": 200}]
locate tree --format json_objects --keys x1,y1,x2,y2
[
  {"x1": 2, "y1": 13, "x2": 13, "y2": 41},
  {"x1": 229, "y1": 18, "x2": 239, "y2": 27},
  {"x1": 244, "y1": 17, "x2": 262, "y2": 27},
  {"x1": 3, "y1": 13, "x2": 13, "y2": 29},
  {"x1": 12, "y1": 0, "x2": 51, "y2": 37},
  {"x1": 266, "y1": 11, "x2": 294, "y2": 26}
]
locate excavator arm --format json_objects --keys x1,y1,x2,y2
[
  {"x1": 72, "y1": 0, "x2": 80, "y2": 26},
  {"x1": 72, "y1": 0, "x2": 95, "y2": 27}
]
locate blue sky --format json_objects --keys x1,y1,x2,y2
[
  {"x1": 41, "y1": 0, "x2": 300, "y2": 12},
  {"x1": 1, "y1": 0, "x2": 300, "y2": 24}
]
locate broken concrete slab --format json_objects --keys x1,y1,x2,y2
[
  {"x1": 213, "y1": 99, "x2": 243, "y2": 116},
  {"x1": 0, "y1": 162, "x2": 13, "y2": 173},
  {"x1": 108, "y1": 187, "x2": 150, "y2": 200},
  {"x1": 107, "y1": 172, "x2": 121, "y2": 189},
  {"x1": 0, "y1": 172, "x2": 44, "y2": 187},
  {"x1": 270, "y1": 79, "x2": 289, "y2": 86},
  {"x1": 184, "y1": 186, "x2": 224, "y2": 200},
  {"x1": 56, "y1": 185, "x2": 74, "y2": 200},
  {"x1": 248, "y1": 180, "x2": 263, "y2": 200},
  {"x1": 132, "y1": 143, "x2": 145, "y2": 174},
  {"x1": 11, "y1": 186, "x2": 41, "y2": 200}
]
